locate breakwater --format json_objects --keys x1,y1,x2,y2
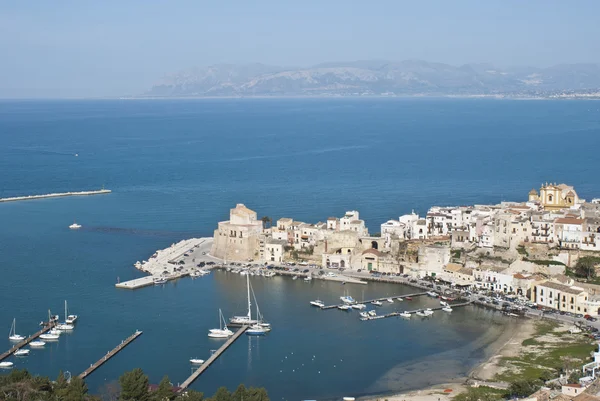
[{"x1": 0, "y1": 189, "x2": 111, "y2": 203}]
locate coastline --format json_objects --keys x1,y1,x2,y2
[{"x1": 362, "y1": 318, "x2": 536, "y2": 401}]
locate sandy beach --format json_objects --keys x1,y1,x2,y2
[{"x1": 363, "y1": 318, "x2": 537, "y2": 401}]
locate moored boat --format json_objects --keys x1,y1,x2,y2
[
  {"x1": 0, "y1": 362, "x2": 14, "y2": 368},
  {"x1": 440, "y1": 301, "x2": 449, "y2": 307},
  {"x1": 30, "y1": 341, "x2": 46, "y2": 347},
  {"x1": 371, "y1": 300, "x2": 382, "y2": 306},
  {"x1": 405, "y1": 297, "x2": 413, "y2": 301},
  {"x1": 427, "y1": 291, "x2": 439, "y2": 298},
  {"x1": 14, "y1": 349, "x2": 30, "y2": 356},
  {"x1": 396, "y1": 297, "x2": 404, "y2": 301},
  {"x1": 442, "y1": 306, "x2": 453, "y2": 312},
  {"x1": 8, "y1": 319, "x2": 24, "y2": 341},
  {"x1": 39, "y1": 333, "x2": 60, "y2": 340},
  {"x1": 153, "y1": 277, "x2": 168, "y2": 285},
  {"x1": 246, "y1": 324, "x2": 268, "y2": 336},
  {"x1": 386, "y1": 298, "x2": 394, "y2": 303},
  {"x1": 208, "y1": 309, "x2": 233, "y2": 338},
  {"x1": 368, "y1": 310, "x2": 377, "y2": 317},
  {"x1": 337, "y1": 304, "x2": 351, "y2": 311},
  {"x1": 399, "y1": 311, "x2": 411, "y2": 318},
  {"x1": 416, "y1": 310, "x2": 428, "y2": 317},
  {"x1": 310, "y1": 300, "x2": 325, "y2": 308},
  {"x1": 340, "y1": 295, "x2": 355, "y2": 304},
  {"x1": 190, "y1": 359, "x2": 204, "y2": 365},
  {"x1": 359, "y1": 311, "x2": 369, "y2": 318},
  {"x1": 351, "y1": 303, "x2": 366, "y2": 310}
]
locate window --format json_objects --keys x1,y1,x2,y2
[
  {"x1": 548, "y1": 194, "x2": 553, "y2": 202},
  {"x1": 540, "y1": 289, "x2": 544, "y2": 296}
]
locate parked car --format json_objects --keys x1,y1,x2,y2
[{"x1": 357, "y1": 269, "x2": 362, "y2": 272}]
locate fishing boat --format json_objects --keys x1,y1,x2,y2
[
  {"x1": 310, "y1": 300, "x2": 325, "y2": 308},
  {"x1": 69, "y1": 221, "x2": 81, "y2": 230},
  {"x1": 30, "y1": 341, "x2": 46, "y2": 347},
  {"x1": 359, "y1": 312, "x2": 369, "y2": 318},
  {"x1": 208, "y1": 309, "x2": 233, "y2": 338},
  {"x1": 371, "y1": 300, "x2": 383, "y2": 306},
  {"x1": 14, "y1": 349, "x2": 30, "y2": 356},
  {"x1": 190, "y1": 359, "x2": 205, "y2": 365},
  {"x1": 368, "y1": 310, "x2": 377, "y2": 317},
  {"x1": 0, "y1": 362, "x2": 14, "y2": 368},
  {"x1": 399, "y1": 311, "x2": 411, "y2": 318},
  {"x1": 337, "y1": 304, "x2": 351, "y2": 311},
  {"x1": 351, "y1": 303, "x2": 366, "y2": 310},
  {"x1": 442, "y1": 306, "x2": 453, "y2": 312},
  {"x1": 8, "y1": 318, "x2": 24, "y2": 341},
  {"x1": 386, "y1": 298, "x2": 394, "y2": 303},
  {"x1": 230, "y1": 274, "x2": 259, "y2": 326}
]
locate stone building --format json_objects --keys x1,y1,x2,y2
[
  {"x1": 528, "y1": 183, "x2": 580, "y2": 211},
  {"x1": 210, "y1": 204, "x2": 264, "y2": 262}
]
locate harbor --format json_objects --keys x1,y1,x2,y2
[
  {"x1": 0, "y1": 323, "x2": 56, "y2": 363},
  {"x1": 0, "y1": 189, "x2": 111, "y2": 203}
]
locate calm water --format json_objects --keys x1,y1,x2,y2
[{"x1": 1, "y1": 99, "x2": 600, "y2": 400}]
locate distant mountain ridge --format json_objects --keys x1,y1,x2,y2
[{"x1": 142, "y1": 60, "x2": 600, "y2": 97}]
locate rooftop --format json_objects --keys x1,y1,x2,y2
[{"x1": 539, "y1": 281, "x2": 585, "y2": 295}]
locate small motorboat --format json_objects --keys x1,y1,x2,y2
[
  {"x1": 416, "y1": 310, "x2": 428, "y2": 317},
  {"x1": 304, "y1": 276, "x2": 312, "y2": 282},
  {"x1": 337, "y1": 305, "x2": 351, "y2": 311},
  {"x1": 396, "y1": 297, "x2": 404, "y2": 301},
  {"x1": 49, "y1": 329, "x2": 61, "y2": 336},
  {"x1": 66, "y1": 315, "x2": 78, "y2": 324},
  {"x1": 359, "y1": 312, "x2": 369, "y2": 318},
  {"x1": 386, "y1": 298, "x2": 394, "y2": 303},
  {"x1": 427, "y1": 291, "x2": 439, "y2": 298},
  {"x1": 55, "y1": 323, "x2": 74, "y2": 331},
  {"x1": 14, "y1": 349, "x2": 30, "y2": 356},
  {"x1": 368, "y1": 310, "x2": 377, "y2": 317},
  {"x1": 340, "y1": 295, "x2": 355, "y2": 304},
  {"x1": 292, "y1": 276, "x2": 298, "y2": 280},
  {"x1": 153, "y1": 277, "x2": 168, "y2": 285},
  {"x1": 405, "y1": 297, "x2": 413, "y2": 301},
  {"x1": 39, "y1": 333, "x2": 60, "y2": 340},
  {"x1": 371, "y1": 301, "x2": 383, "y2": 306},
  {"x1": 351, "y1": 303, "x2": 366, "y2": 310},
  {"x1": 69, "y1": 221, "x2": 82, "y2": 230},
  {"x1": 442, "y1": 306, "x2": 453, "y2": 313},
  {"x1": 440, "y1": 301, "x2": 449, "y2": 307},
  {"x1": 424, "y1": 308, "x2": 434, "y2": 316},
  {"x1": 190, "y1": 359, "x2": 205, "y2": 365},
  {"x1": 0, "y1": 362, "x2": 14, "y2": 368},
  {"x1": 310, "y1": 300, "x2": 325, "y2": 308},
  {"x1": 30, "y1": 341, "x2": 45, "y2": 347},
  {"x1": 399, "y1": 311, "x2": 411, "y2": 318}
]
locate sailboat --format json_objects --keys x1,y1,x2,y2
[
  {"x1": 229, "y1": 274, "x2": 259, "y2": 326},
  {"x1": 8, "y1": 319, "x2": 25, "y2": 341},
  {"x1": 247, "y1": 281, "x2": 270, "y2": 336},
  {"x1": 208, "y1": 309, "x2": 233, "y2": 338},
  {"x1": 55, "y1": 301, "x2": 74, "y2": 330},
  {"x1": 40, "y1": 311, "x2": 60, "y2": 340},
  {"x1": 65, "y1": 300, "x2": 78, "y2": 324}
]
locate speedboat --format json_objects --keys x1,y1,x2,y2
[
  {"x1": 440, "y1": 301, "x2": 449, "y2": 307},
  {"x1": 359, "y1": 312, "x2": 369, "y2": 318},
  {"x1": 310, "y1": 300, "x2": 325, "y2": 308},
  {"x1": 190, "y1": 359, "x2": 205, "y2": 365},
  {"x1": 351, "y1": 303, "x2": 366, "y2": 310},
  {"x1": 0, "y1": 362, "x2": 14, "y2": 368},
  {"x1": 153, "y1": 277, "x2": 168, "y2": 285},
  {"x1": 340, "y1": 295, "x2": 355, "y2": 304},
  {"x1": 337, "y1": 305, "x2": 351, "y2": 311},
  {"x1": 14, "y1": 349, "x2": 30, "y2": 356},
  {"x1": 39, "y1": 333, "x2": 60, "y2": 340},
  {"x1": 442, "y1": 306, "x2": 453, "y2": 312},
  {"x1": 30, "y1": 341, "x2": 45, "y2": 347},
  {"x1": 69, "y1": 222, "x2": 82, "y2": 229},
  {"x1": 8, "y1": 318, "x2": 24, "y2": 341},
  {"x1": 66, "y1": 315, "x2": 78, "y2": 324},
  {"x1": 386, "y1": 298, "x2": 394, "y2": 303},
  {"x1": 371, "y1": 300, "x2": 383, "y2": 306},
  {"x1": 246, "y1": 324, "x2": 268, "y2": 336},
  {"x1": 368, "y1": 310, "x2": 377, "y2": 317},
  {"x1": 399, "y1": 311, "x2": 411, "y2": 318}
]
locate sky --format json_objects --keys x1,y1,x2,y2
[{"x1": 1, "y1": 0, "x2": 599, "y2": 98}]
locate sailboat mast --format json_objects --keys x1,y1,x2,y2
[
  {"x1": 247, "y1": 274, "x2": 251, "y2": 320},
  {"x1": 64, "y1": 300, "x2": 67, "y2": 322}
]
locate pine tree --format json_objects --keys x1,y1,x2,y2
[
  {"x1": 63, "y1": 377, "x2": 89, "y2": 401},
  {"x1": 152, "y1": 376, "x2": 174, "y2": 401},
  {"x1": 211, "y1": 387, "x2": 232, "y2": 401},
  {"x1": 119, "y1": 368, "x2": 150, "y2": 401},
  {"x1": 232, "y1": 384, "x2": 247, "y2": 401}
]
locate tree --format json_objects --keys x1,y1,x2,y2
[
  {"x1": 62, "y1": 377, "x2": 89, "y2": 401},
  {"x1": 119, "y1": 368, "x2": 150, "y2": 401},
  {"x1": 152, "y1": 376, "x2": 174, "y2": 401},
  {"x1": 569, "y1": 371, "x2": 583, "y2": 384},
  {"x1": 232, "y1": 384, "x2": 247, "y2": 401},
  {"x1": 508, "y1": 379, "x2": 541, "y2": 397},
  {"x1": 246, "y1": 387, "x2": 269, "y2": 401},
  {"x1": 260, "y1": 216, "x2": 272, "y2": 229},
  {"x1": 211, "y1": 387, "x2": 232, "y2": 401},
  {"x1": 55, "y1": 370, "x2": 69, "y2": 391},
  {"x1": 575, "y1": 257, "x2": 599, "y2": 280},
  {"x1": 100, "y1": 381, "x2": 121, "y2": 401},
  {"x1": 174, "y1": 390, "x2": 204, "y2": 401}
]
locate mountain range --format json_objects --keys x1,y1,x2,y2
[{"x1": 141, "y1": 60, "x2": 600, "y2": 97}]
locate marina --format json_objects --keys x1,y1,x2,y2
[
  {"x1": 0, "y1": 323, "x2": 55, "y2": 363},
  {"x1": 0, "y1": 189, "x2": 111, "y2": 203},
  {"x1": 78, "y1": 330, "x2": 143, "y2": 379},
  {"x1": 320, "y1": 292, "x2": 429, "y2": 310},
  {"x1": 358, "y1": 301, "x2": 473, "y2": 321}
]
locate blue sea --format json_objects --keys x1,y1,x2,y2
[{"x1": 0, "y1": 98, "x2": 599, "y2": 400}]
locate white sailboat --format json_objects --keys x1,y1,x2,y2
[
  {"x1": 14, "y1": 349, "x2": 30, "y2": 356},
  {"x1": 8, "y1": 318, "x2": 25, "y2": 341},
  {"x1": 208, "y1": 309, "x2": 234, "y2": 338},
  {"x1": 0, "y1": 362, "x2": 14, "y2": 368},
  {"x1": 30, "y1": 341, "x2": 46, "y2": 347},
  {"x1": 65, "y1": 300, "x2": 78, "y2": 324},
  {"x1": 55, "y1": 301, "x2": 74, "y2": 330},
  {"x1": 247, "y1": 283, "x2": 270, "y2": 335},
  {"x1": 230, "y1": 274, "x2": 259, "y2": 326},
  {"x1": 39, "y1": 333, "x2": 60, "y2": 340}
]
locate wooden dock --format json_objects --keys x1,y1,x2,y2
[
  {"x1": 78, "y1": 330, "x2": 143, "y2": 379},
  {"x1": 320, "y1": 291, "x2": 429, "y2": 310},
  {"x1": 0, "y1": 324, "x2": 55, "y2": 362},
  {"x1": 360, "y1": 301, "x2": 473, "y2": 321},
  {"x1": 179, "y1": 325, "x2": 248, "y2": 391}
]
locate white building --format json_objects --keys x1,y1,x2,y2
[
  {"x1": 555, "y1": 217, "x2": 585, "y2": 249},
  {"x1": 265, "y1": 239, "x2": 286, "y2": 263}
]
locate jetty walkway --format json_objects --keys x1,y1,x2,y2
[
  {"x1": 0, "y1": 324, "x2": 55, "y2": 362},
  {"x1": 78, "y1": 330, "x2": 143, "y2": 379},
  {"x1": 360, "y1": 301, "x2": 473, "y2": 321},
  {"x1": 0, "y1": 189, "x2": 111, "y2": 203},
  {"x1": 179, "y1": 325, "x2": 248, "y2": 391},
  {"x1": 320, "y1": 291, "x2": 428, "y2": 310}
]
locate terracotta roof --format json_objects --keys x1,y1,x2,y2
[
  {"x1": 458, "y1": 267, "x2": 473, "y2": 275},
  {"x1": 563, "y1": 384, "x2": 582, "y2": 388},
  {"x1": 444, "y1": 263, "x2": 463, "y2": 273},
  {"x1": 555, "y1": 217, "x2": 584, "y2": 225},
  {"x1": 350, "y1": 220, "x2": 362, "y2": 224},
  {"x1": 513, "y1": 273, "x2": 527, "y2": 279},
  {"x1": 327, "y1": 217, "x2": 337, "y2": 221},
  {"x1": 362, "y1": 248, "x2": 381, "y2": 257}
]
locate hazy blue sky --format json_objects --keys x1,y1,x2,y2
[{"x1": 1, "y1": 0, "x2": 599, "y2": 98}]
